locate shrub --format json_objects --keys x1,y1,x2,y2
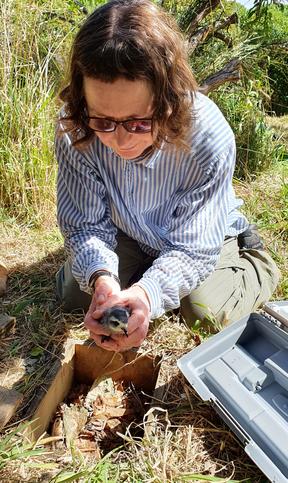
[{"x1": 211, "y1": 81, "x2": 285, "y2": 178}]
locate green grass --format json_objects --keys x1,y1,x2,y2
[
  {"x1": 235, "y1": 160, "x2": 288, "y2": 298},
  {"x1": 0, "y1": 423, "x2": 49, "y2": 471},
  {"x1": 212, "y1": 84, "x2": 287, "y2": 179},
  {"x1": 0, "y1": 0, "x2": 85, "y2": 224}
]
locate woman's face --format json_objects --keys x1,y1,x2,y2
[{"x1": 83, "y1": 77, "x2": 154, "y2": 160}]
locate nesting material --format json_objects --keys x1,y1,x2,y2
[
  {"x1": 26, "y1": 340, "x2": 161, "y2": 454},
  {"x1": 0, "y1": 385, "x2": 23, "y2": 429},
  {"x1": 49, "y1": 376, "x2": 148, "y2": 456}
]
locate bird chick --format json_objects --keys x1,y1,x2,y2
[{"x1": 98, "y1": 305, "x2": 130, "y2": 343}]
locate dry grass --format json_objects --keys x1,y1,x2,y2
[
  {"x1": 0, "y1": 162, "x2": 286, "y2": 481},
  {"x1": 266, "y1": 115, "x2": 288, "y2": 149}
]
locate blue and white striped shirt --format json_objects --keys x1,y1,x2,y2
[{"x1": 56, "y1": 92, "x2": 248, "y2": 318}]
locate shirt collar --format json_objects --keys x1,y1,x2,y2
[{"x1": 135, "y1": 144, "x2": 163, "y2": 168}]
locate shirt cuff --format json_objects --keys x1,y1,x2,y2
[{"x1": 134, "y1": 277, "x2": 164, "y2": 319}]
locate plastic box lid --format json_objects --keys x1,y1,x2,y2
[{"x1": 177, "y1": 301, "x2": 288, "y2": 483}]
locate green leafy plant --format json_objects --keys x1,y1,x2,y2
[
  {"x1": 0, "y1": 423, "x2": 48, "y2": 470},
  {"x1": 212, "y1": 80, "x2": 285, "y2": 178}
]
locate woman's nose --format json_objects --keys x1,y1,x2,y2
[{"x1": 114, "y1": 124, "x2": 132, "y2": 148}]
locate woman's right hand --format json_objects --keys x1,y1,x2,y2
[{"x1": 84, "y1": 275, "x2": 121, "y2": 349}]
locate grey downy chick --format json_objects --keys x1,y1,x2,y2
[{"x1": 99, "y1": 305, "x2": 130, "y2": 343}]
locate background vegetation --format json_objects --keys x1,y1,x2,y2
[
  {"x1": 0, "y1": 0, "x2": 287, "y2": 481},
  {"x1": 0, "y1": 0, "x2": 287, "y2": 222}
]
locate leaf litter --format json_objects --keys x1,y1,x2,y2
[{"x1": 50, "y1": 376, "x2": 149, "y2": 458}]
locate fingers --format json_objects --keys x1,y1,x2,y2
[
  {"x1": 84, "y1": 313, "x2": 110, "y2": 336},
  {"x1": 91, "y1": 294, "x2": 127, "y2": 320},
  {"x1": 84, "y1": 284, "x2": 150, "y2": 352},
  {"x1": 125, "y1": 323, "x2": 149, "y2": 348},
  {"x1": 126, "y1": 308, "x2": 146, "y2": 334},
  {"x1": 86, "y1": 314, "x2": 148, "y2": 352},
  {"x1": 91, "y1": 333, "x2": 120, "y2": 352},
  {"x1": 94, "y1": 277, "x2": 121, "y2": 305}
]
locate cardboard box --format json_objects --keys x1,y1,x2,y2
[{"x1": 28, "y1": 339, "x2": 161, "y2": 441}]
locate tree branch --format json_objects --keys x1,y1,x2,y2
[
  {"x1": 214, "y1": 31, "x2": 233, "y2": 48},
  {"x1": 187, "y1": 0, "x2": 221, "y2": 36},
  {"x1": 214, "y1": 13, "x2": 238, "y2": 33},
  {"x1": 188, "y1": 13, "x2": 238, "y2": 53},
  {"x1": 188, "y1": 25, "x2": 213, "y2": 53},
  {"x1": 199, "y1": 58, "x2": 242, "y2": 94}
]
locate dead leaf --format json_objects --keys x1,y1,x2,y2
[
  {"x1": 106, "y1": 418, "x2": 122, "y2": 430},
  {"x1": 75, "y1": 437, "x2": 101, "y2": 456},
  {"x1": 62, "y1": 404, "x2": 88, "y2": 448},
  {"x1": 0, "y1": 314, "x2": 16, "y2": 338}
]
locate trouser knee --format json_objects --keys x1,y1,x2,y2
[
  {"x1": 179, "y1": 242, "x2": 280, "y2": 333},
  {"x1": 55, "y1": 261, "x2": 91, "y2": 313}
]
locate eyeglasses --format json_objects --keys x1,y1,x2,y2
[{"x1": 86, "y1": 116, "x2": 152, "y2": 134}]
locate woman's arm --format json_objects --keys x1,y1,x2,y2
[{"x1": 55, "y1": 132, "x2": 119, "y2": 293}]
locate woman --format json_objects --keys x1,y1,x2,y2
[{"x1": 55, "y1": 0, "x2": 279, "y2": 351}]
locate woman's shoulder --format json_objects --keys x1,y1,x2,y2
[
  {"x1": 191, "y1": 91, "x2": 232, "y2": 131},
  {"x1": 187, "y1": 91, "x2": 235, "y2": 156}
]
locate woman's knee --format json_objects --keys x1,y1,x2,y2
[
  {"x1": 243, "y1": 249, "x2": 280, "y2": 309},
  {"x1": 180, "y1": 289, "x2": 237, "y2": 333},
  {"x1": 180, "y1": 248, "x2": 280, "y2": 333}
]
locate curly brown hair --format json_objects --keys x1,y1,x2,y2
[{"x1": 59, "y1": 0, "x2": 198, "y2": 149}]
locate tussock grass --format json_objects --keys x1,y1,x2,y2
[
  {"x1": 212, "y1": 85, "x2": 287, "y2": 179},
  {"x1": 235, "y1": 161, "x2": 288, "y2": 298},
  {"x1": 0, "y1": 0, "x2": 78, "y2": 224}
]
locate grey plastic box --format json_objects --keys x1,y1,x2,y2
[{"x1": 177, "y1": 301, "x2": 288, "y2": 483}]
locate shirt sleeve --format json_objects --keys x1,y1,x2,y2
[
  {"x1": 55, "y1": 132, "x2": 118, "y2": 294},
  {"x1": 135, "y1": 140, "x2": 237, "y2": 318}
]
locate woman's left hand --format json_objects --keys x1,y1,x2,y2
[{"x1": 87, "y1": 285, "x2": 151, "y2": 351}]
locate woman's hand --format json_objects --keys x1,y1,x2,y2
[
  {"x1": 84, "y1": 279, "x2": 150, "y2": 351},
  {"x1": 84, "y1": 275, "x2": 121, "y2": 349}
]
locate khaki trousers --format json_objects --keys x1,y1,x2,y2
[{"x1": 56, "y1": 231, "x2": 280, "y2": 331}]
